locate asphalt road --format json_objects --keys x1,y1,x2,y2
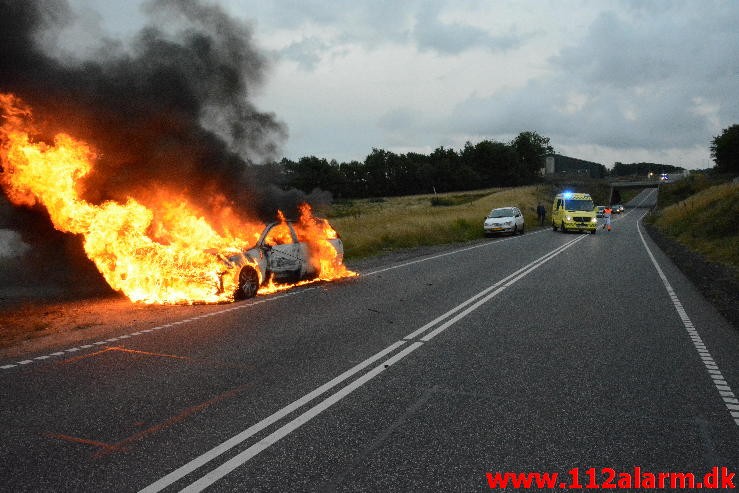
[{"x1": 1, "y1": 189, "x2": 737, "y2": 492}]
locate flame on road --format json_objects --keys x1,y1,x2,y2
[{"x1": 0, "y1": 93, "x2": 354, "y2": 304}]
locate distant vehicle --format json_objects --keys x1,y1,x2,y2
[
  {"x1": 612, "y1": 204, "x2": 624, "y2": 214},
  {"x1": 551, "y1": 192, "x2": 597, "y2": 234},
  {"x1": 660, "y1": 173, "x2": 670, "y2": 182},
  {"x1": 223, "y1": 219, "x2": 344, "y2": 300},
  {"x1": 596, "y1": 206, "x2": 606, "y2": 218},
  {"x1": 484, "y1": 207, "x2": 525, "y2": 236}
]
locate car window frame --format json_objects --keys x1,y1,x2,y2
[{"x1": 259, "y1": 222, "x2": 299, "y2": 248}]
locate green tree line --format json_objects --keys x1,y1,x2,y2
[
  {"x1": 278, "y1": 131, "x2": 553, "y2": 199},
  {"x1": 610, "y1": 162, "x2": 685, "y2": 177}
]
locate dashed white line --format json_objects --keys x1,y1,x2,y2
[
  {"x1": 0, "y1": 223, "x2": 584, "y2": 375},
  {"x1": 638, "y1": 214, "x2": 739, "y2": 427}
]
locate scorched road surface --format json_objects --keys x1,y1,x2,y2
[{"x1": 1, "y1": 190, "x2": 737, "y2": 492}]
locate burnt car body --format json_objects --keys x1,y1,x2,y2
[{"x1": 224, "y1": 220, "x2": 344, "y2": 300}]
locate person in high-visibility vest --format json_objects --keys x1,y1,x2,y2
[{"x1": 602, "y1": 206, "x2": 612, "y2": 231}]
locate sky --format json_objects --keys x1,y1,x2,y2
[{"x1": 60, "y1": 0, "x2": 739, "y2": 169}]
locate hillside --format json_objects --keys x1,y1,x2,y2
[{"x1": 645, "y1": 177, "x2": 739, "y2": 327}]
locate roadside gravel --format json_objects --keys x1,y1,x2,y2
[{"x1": 643, "y1": 222, "x2": 738, "y2": 330}]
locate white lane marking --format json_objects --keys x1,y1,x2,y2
[
  {"x1": 0, "y1": 231, "x2": 541, "y2": 371},
  {"x1": 363, "y1": 228, "x2": 548, "y2": 277},
  {"x1": 0, "y1": 293, "x2": 297, "y2": 371},
  {"x1": 405, "y1": 236, "x2": 586, "y2": 341},
  {"x1": 180, "y1": 342, "x2": 425, "y2": 493},
  {"x1": 0, "y1": 214, "x2": 592, "y2": 372},
  {"x1": 142, "y1": 235, "x2": 589, "y2": 492},
  {"x1": 138, "y1": 340, "x2": 408, "y2": 493},
  {"x1": 637, "y1": 213, "x2": 739, "y2": 427}
]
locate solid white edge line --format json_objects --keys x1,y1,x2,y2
[
  {"x1": 637, "y1": 212, "x2": 738, "y2": 427},
  {"x1": 363, "y1": 228, "x2": 548, "y2": 277},
  {"x1": 138, "y1": 340, "x2": 408, "y2": 493},
  {"x1": 180, "y1": 342, "x2": 425, "y2": 493}
]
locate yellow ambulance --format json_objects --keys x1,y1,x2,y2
[{"x1": 551, "y1": 192, "x2": 598, "y2": 234}]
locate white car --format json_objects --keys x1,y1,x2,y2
[
  {"x1": 483, "y1": 207, "x2": 525, "y2": 236},
  {"x1": 223, "y1": 219, "x2": 344, "y2": 299}
]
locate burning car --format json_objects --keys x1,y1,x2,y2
[
  {"x1": 0, "y1": 94, "x2": 354, "y2": 304},
  {"x1": 222, "y1": 213, "x2": 347, "y2": 300}
]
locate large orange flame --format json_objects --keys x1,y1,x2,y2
[{"x1": 0, "y1": 93, "x2": 354, "y2": 304}]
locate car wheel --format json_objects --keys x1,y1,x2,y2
[
  {"x1": 591, "y1": 229, "x2": 596, "y2": 235},
  {"x1": 561, "y1": 221, "x2": 566, "y2": 233},
  {"x1": 234, "y1": 266, "x2": 259, "y2": 300},
  {"x1": 513, "y1": 225, "x2": 518, "y2": 235},
  {"x1": 552, "y1": 222, "x2": 557, "y2": 231},
  {"x1": 520, "y1": 224, "x2": 525, "y2": 234}
]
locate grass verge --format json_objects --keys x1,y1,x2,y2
[
  {"x1": 647, "y1": 180, "x2": 739, "y2": 276},
  {"x1": 329, "y1": 185, "x2": 551, "y2": 258}
]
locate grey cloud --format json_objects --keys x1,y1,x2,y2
[
  {"x1": 413, "y1": 4, "x2": 524, "y2": 54},
  {"x1": 260, "y1": 0, "x2": 523, "y2": 67},
  {"x1": 278, "y1": 37, "x2": 330, "y2": 70},
  {"x1": 446, "y1": 2, "x2": 738, "y2": 157}
]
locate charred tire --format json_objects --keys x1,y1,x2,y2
[{"x1": 234, "y1": 266, "x2": 259, "y2": 300}]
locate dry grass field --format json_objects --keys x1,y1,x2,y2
[
  {"x1": 650, "y1": 180, "x2": 739, "y2": 273},
  {"x1": 328, "y1": 185, "x2": 551, "y2": 258}
]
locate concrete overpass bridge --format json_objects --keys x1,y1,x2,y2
[{"x1": 608, "y1": 175, "x2": 686, "y2": 206}]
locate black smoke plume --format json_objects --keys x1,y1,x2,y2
[{"x1": 0, "y1": 0, "x2": 317, "y2": 298}]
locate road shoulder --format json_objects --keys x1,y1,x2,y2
[{"x1": 643, "y1": 221, "x2": 738, "y2": 330}]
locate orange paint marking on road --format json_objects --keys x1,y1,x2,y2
[
  {"x1": 92, "y1": 383, "x2": 252, "y2": 459},
  {"x1": 58, "y1": 346, "x2": 189, "y2": 365},
  {"x1": 111, "y1": 347, "x2": 189, "y2": 360},
  {"x1": 44, "y1": 432, "x2": 121, "y2": 453},
  {"x1": 58, "y1": 347, "x2": 119, "y2": 365}
]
